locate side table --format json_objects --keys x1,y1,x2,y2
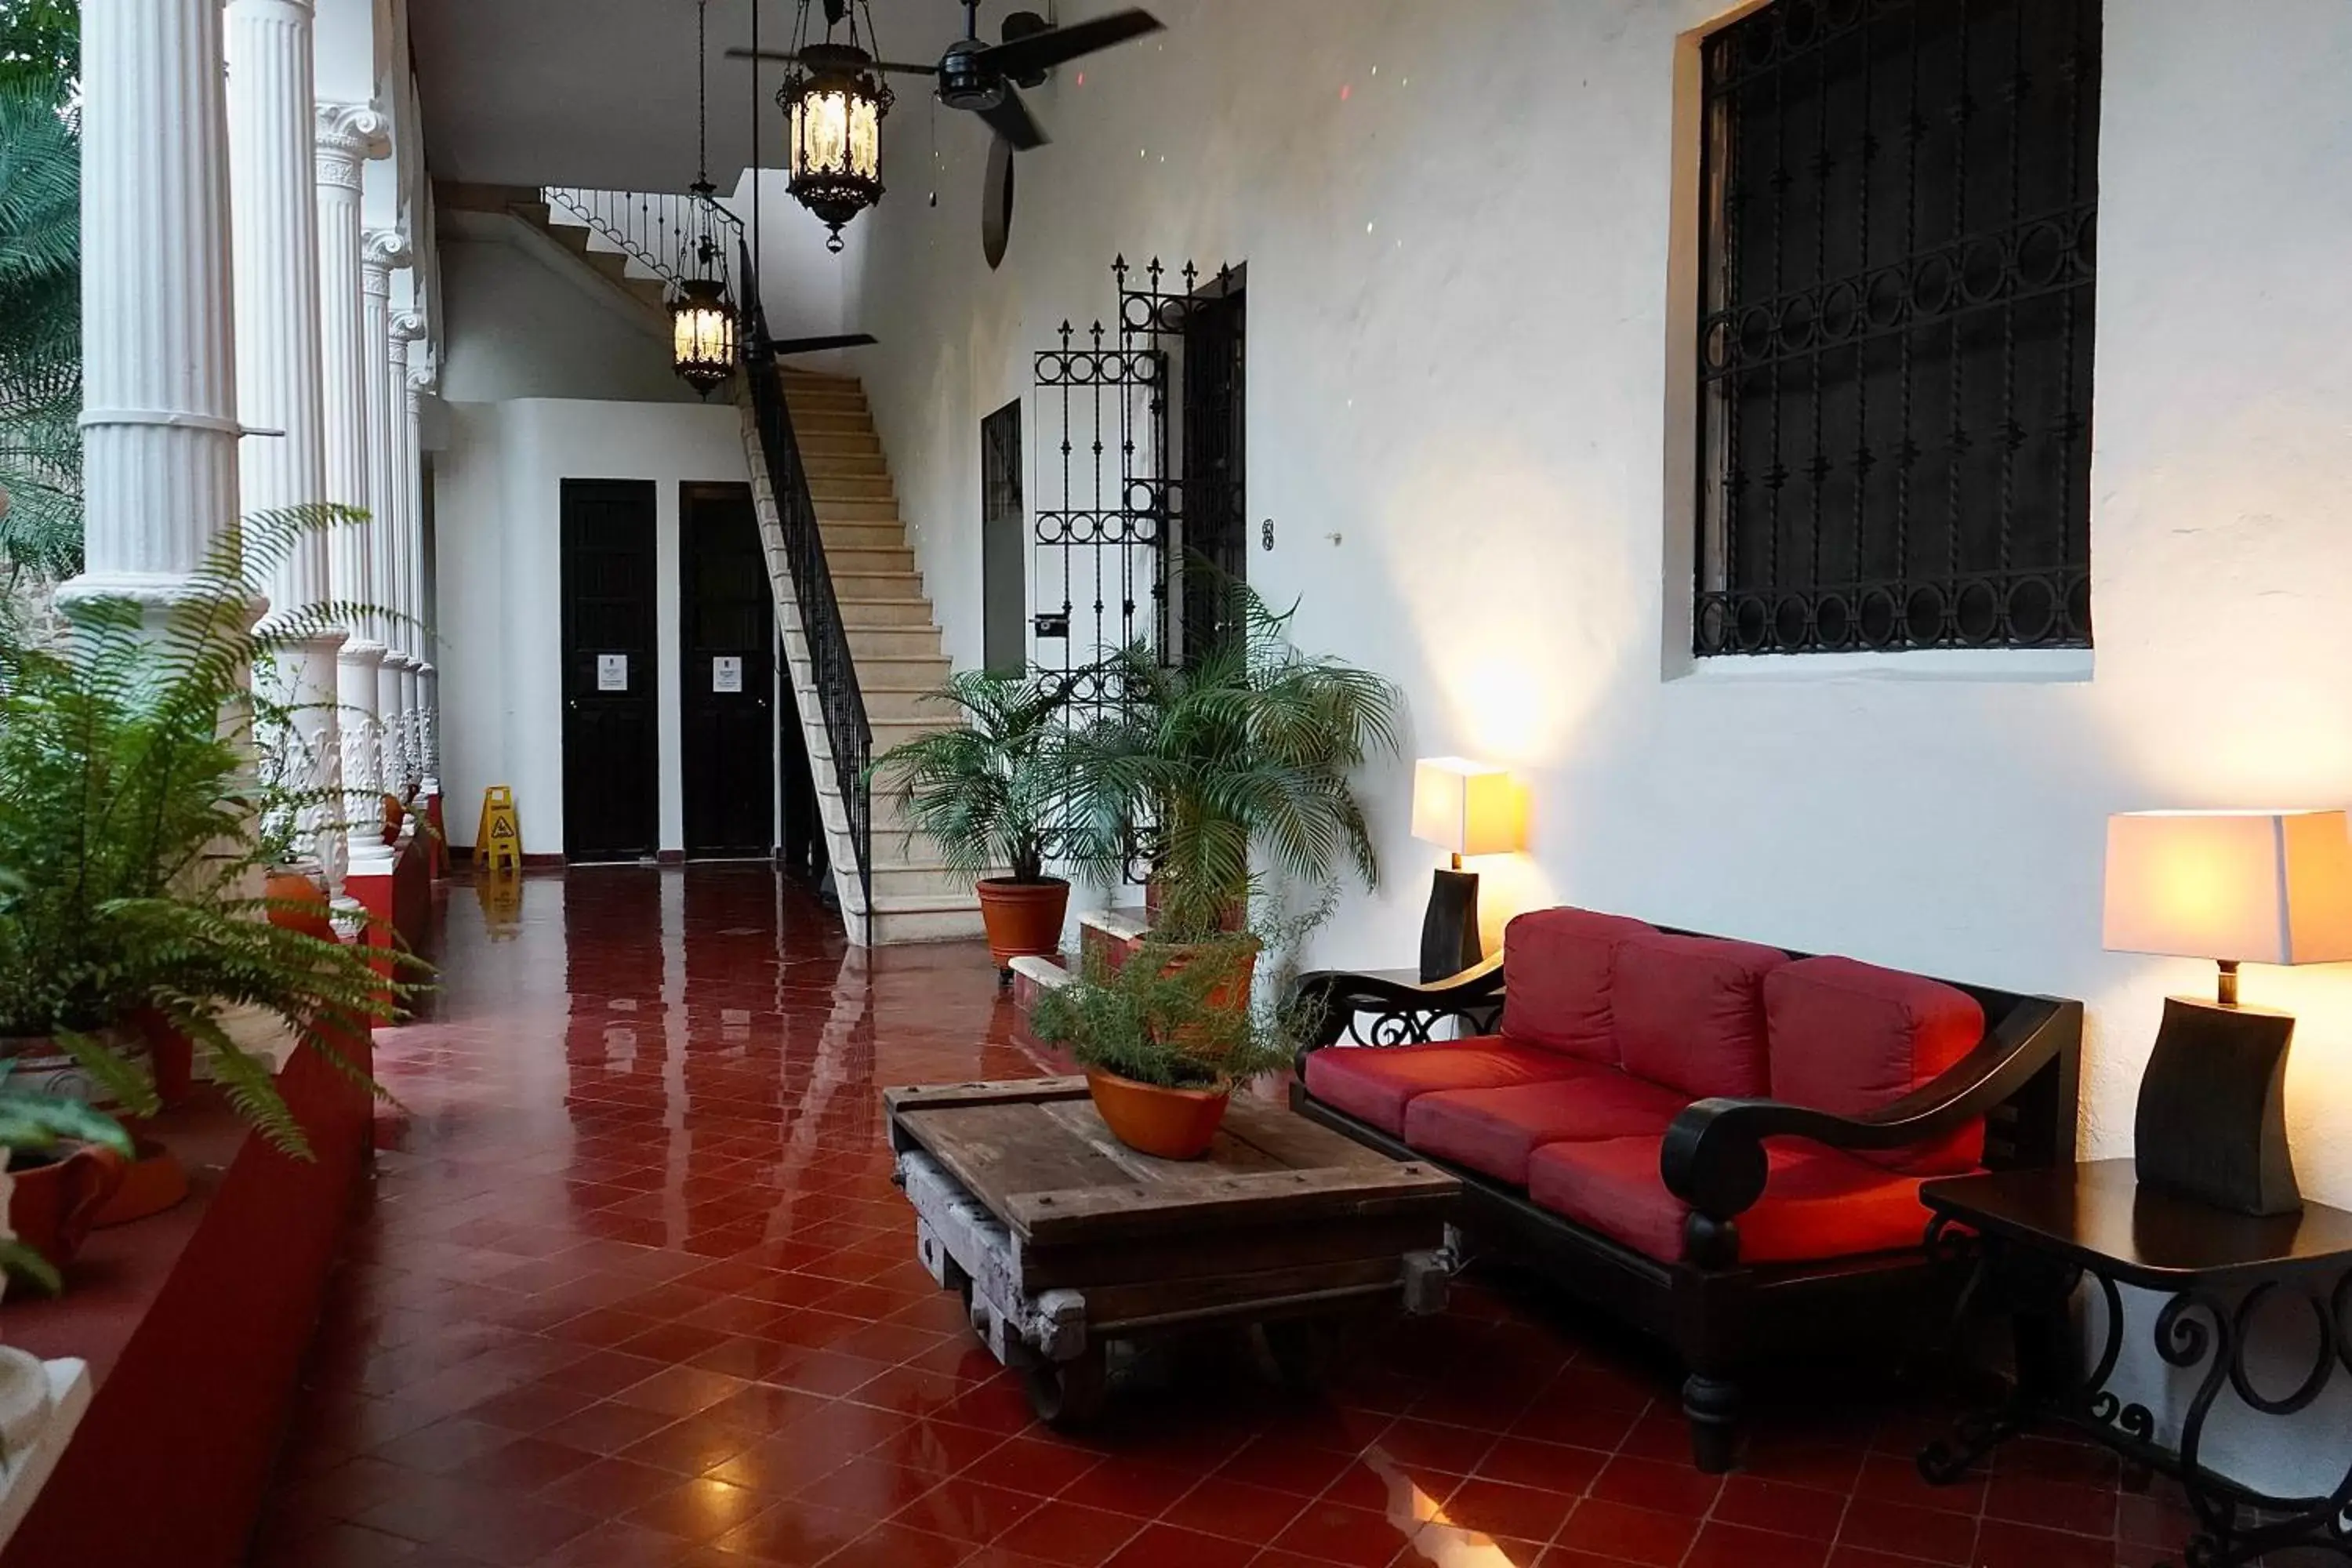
[{"x1": 1917, "y1": 1160, "x2": 2352, "y2": 1567}]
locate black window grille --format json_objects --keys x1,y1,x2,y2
[{"x1": 1695, "y1": 0, "x2": 2100, "y2": 655}]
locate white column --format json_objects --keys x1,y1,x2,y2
[
  {"x1": 58, "y1": 0, "x2": 241, "y2": 623},
  {"x1": 317, "y1": 103, "x2": 394, "y2": 877},
  {"x1": 362, "y1": 228, "x2": 412, "y2": 806},
  {"x1": 227, "y1": 0, "x2": 346, "y2": 883},
  {"x1": 389, "y1": 310, "x2": 426, "y2": 796}
]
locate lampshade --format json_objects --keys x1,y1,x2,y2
[
  {"x1": 2102, "y1": 810, "x2": 2352, "y2": 965},
  {"x1": 1411, "y1": 758, "x2": 1526, "y2": 858}
]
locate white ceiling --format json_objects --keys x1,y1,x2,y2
[{"x1": 409, "y1": 0, "x2": 994, "y2": 191}]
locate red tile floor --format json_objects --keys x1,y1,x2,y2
[{"x1": 249, "y1": 866, "x2": 2212, "y2": 1568}]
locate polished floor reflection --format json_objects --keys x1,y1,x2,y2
[{"x1": 248, "y1": 866, "x2": 2194, "y2": 1568}]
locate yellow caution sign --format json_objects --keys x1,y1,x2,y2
[{"x1": 477, "y1": 786, "x2": 523, "y2": 873}]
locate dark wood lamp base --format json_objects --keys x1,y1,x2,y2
[{"x1": 2134, "y1": 993, "x2": 2301, "y2": 1218}]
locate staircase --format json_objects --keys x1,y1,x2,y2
[
  {"x1": 435, "y1": 183, "x2": 684, "y2": 325},
  {"x1": 743, "y1": 366, "x2": 989, "y2": 946}
]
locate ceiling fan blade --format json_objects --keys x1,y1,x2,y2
[
  {"x1": 874, "y1": 60, "x2": 944, "y2": 76},
  {"x1": 976, "y1": 89, "x2": 1049, "y2": 151},
  {"x1": 977, "y1": 9, "x2": 1163, "y2": 81},
  {"x1": 771, "y1": 333, "x2": 880, "y2": 355}
]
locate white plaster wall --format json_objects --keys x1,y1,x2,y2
[
  {"x1": 434, "y1": 398, "x2": 749, "y2": 858},
  {"x1": 824, "y1": 0, "x2": 2352, "y2": 1491},
  {"x1": 437, "y1": 235, "x2": 710, "y2": 406}
]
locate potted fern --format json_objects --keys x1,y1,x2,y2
[
  {"x1": 870, "y1": 668, "x2": 1082, "y2": 976},
  {"x1": 0, "y1": 510, "x2": 412, "y2": 1158},
  {"x1": 1062, "y1": 579, "x2": 1403, "y2": 952},
  {"x1": 1026, "y1": 930, "x2": 1301, "y2": 1160}
]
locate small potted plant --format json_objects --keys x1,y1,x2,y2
[
  {"x1": 870, "y1": 668, "x2": 1083, "y2": 977},
  {"x1": 1027, "y1": 931, "x2": 1301, "y2": 1160}
]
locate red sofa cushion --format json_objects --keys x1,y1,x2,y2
[
  {"x1": 1499, "y1": 908, "x2": 1656, "y2": 1064},
  {"x1": 1526, "y1": 1134, "x2": 1940, "y2": 1265},
  {"x1": 1610, "y1": 932, "x2": 1789, "y2": 1099},
  {"x1": 1302, "y1": 1040, "x2": 1586, "y2": 1138},
  {"x1": 1765, "y1": 956, "x2": 1986, "y2": 1174},
  {"x1": 1403, "y1": 1069, "x2": 1689, "y2": 1185}
]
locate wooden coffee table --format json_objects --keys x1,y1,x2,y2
[{"x1": 885, "y1": 1077, "x2": 1461, "y2": 1424}]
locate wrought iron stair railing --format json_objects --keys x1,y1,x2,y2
[
  {"x1": 739, "y1": 253, "x2": 873, "y2": 926},
  {"x1": 540, "y1": 186, "x2": 745, "y2": 302}
]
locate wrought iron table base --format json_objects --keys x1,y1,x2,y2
[{"x1": 1918, "y1": 1224, "x2": 2352, "y2": 1567}]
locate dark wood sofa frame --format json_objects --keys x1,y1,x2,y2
[{"x1": 1286, "y1": 930, "x2": 2082, "y2": 1473}]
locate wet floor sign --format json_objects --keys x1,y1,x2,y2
[{"x1": 477, "y1": 786, "x2": 523, "y2": 873}]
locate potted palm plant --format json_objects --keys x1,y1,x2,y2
[
  {"x1": 1026, "y1": 930, "x2": 1301, "y2": 1160},
  {"x1": 1062, "y1": 579, "x2": 1403, "y2": 957},
  {"x1": 0, "y1": 510, "x2": 413, "y2": 1159},
  {"x1": 870, "y1": 668, "x2": 1082, "y2": 976}
]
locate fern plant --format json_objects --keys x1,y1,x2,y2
[
  {"x1": 1061, "y1": 577, "x2": 1403, "y2": 939},
  {"x1": 1026, "y1": 933, "x2": 1302, "y2": 1092},
  {"x1": 869, "y1": 668, "x2": 1080, "y2": 886},
  {"x1": 0, "y1": 507, "x2": 418, "y2": 1156}
]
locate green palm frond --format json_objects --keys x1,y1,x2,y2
[
  {"x1": 869, "y1": 667, "x2": 1086, "y2": 886},
  {"x1": 1059, "y1": 572, "x2": 1403, "y2": 938}
]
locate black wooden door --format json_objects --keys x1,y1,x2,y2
[
  {"x1": 982, "y1": 399, "x2": 1027, "y2": 675},
  {"x1": 561, "y1": 480, "x2": 660, "y2": 862},
  {"x1": 1181, "y1": 282, "x2": 1246, "y2": 655},
  {"x1": 681, "y1": 485, "x2": 775, "y2": 858}
]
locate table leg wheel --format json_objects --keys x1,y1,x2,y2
[{"x1": 1023, "y1": 1344, "x2": 1108, "y2": 1427}]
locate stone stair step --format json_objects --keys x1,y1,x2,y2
[
  {"x1": 811, "y1": 499, "x2": 902, "y2": 524},
  {"x1": 818, "y1": 521, "x2": 908, "y2": 549},
  {"x1": 866, "y1": 900, "x2": 990, "y2": 946},
  {"x1": 790, "y1": 626, "x2": 944, "y2": 660},
  {"x1": 806, "y1": 474, "x2": 895, "y2": 501},
  {"x1": 822, "y1": 545, "x2": 916, "y2": 574},
  {"x1": 829, "y1": 570, "x2": 924, "y2": 597}
]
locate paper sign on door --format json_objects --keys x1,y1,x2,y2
[
  {"x1": 596, "y1": 653, "x2": 628, "y2": 692},
  {"x1": 712, "y1": 655, "x2": 744, "y2": 695}
]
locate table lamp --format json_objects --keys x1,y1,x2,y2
[
  {"x1": 1410, "y1": 758, "x2": 1526, "y2": 982},
  {"x1": 2102, "y1": 809, "x2": 2352, "y2": 1217}
]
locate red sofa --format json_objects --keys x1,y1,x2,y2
[{"x1": 1290, "y1": 907, "x2": 2081, "y2": 1472}]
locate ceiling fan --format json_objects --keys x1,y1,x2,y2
[{"x1": 731, "y1": 0, "x2": 1165, "y2": 267}]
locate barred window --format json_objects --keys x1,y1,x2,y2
[{"x1": 1694, "y1": 0, "x2": 2100, "y2": 656}]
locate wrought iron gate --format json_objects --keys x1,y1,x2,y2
[{"x1": 1031, "y1": 256, "x2": 1247, "y2": 706}]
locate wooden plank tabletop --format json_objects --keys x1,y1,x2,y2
[{"x1": 886, "y1": 1077, "x2": 1459, "y2": 1247}]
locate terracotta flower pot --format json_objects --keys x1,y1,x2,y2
[
  {"x1": 977, "y1": 877, "x2": 1071, "y2": 972},
  {"x1": 129, "y1": 1008, "x2": 194, "y2": 1109},
  {"x1": 266, "y1": 867, "x2": 340, "y2": 942},
  {"x1": 9, "y1": 1143, "x2": 129, "y2": 1272},
  {"x1": 1142, "y1": 877, "x2": 1249, "y2": 936},
  {"x1": 1084, "y1": 1069, "x2": 1230, "y2": 1160},
  {"x1": 93, "y1": 1136, "x2": 189, "y2": 1229}
]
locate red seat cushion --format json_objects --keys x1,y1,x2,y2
[
  {"x1": 1765, "y1": 956, "x2": 1986, "y2": 1174},
  {"x1": 1303, "y1": 1040, "x2": 1588, "y2": 1138},
  {"x1": 1526, "y1": 1134, "x2": 1941, "y2": 1265},
  {"x1": 1403, "y1": 1069, "x2": 1690, "y2": 1185},
  {"x1": 1498, "y1": 909, "x2": 1656, "y2": 1065},
  {"x1": 1610, "y1": 933, "x2": 1790, "y2": 1099}
]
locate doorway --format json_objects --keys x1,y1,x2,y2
[
  {"x1": 680, "y1": 484, "x2": 776, "y2": 859},
  {"x1": 1180, "y1": 276, "x2": 1246, "y2": 655},
  {"x1": 981, "y1": 399, "x2": 1026, "y2": 675},
  {"x1": 560, "y1": 479, "x2": 660, "y2": 862}
]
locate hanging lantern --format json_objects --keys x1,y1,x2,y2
[
  {"x1": 779, "y1": 23, "x2": 894, "y2": 252},
  {"x1": 673, "y1": 10, "x2": 738, "y2": 397},
  {"x1": 670, "y1": 265, "x2": 736, "y2": 396}
]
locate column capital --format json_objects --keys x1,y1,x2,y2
[
  {"x1": 390, "y1": 310, "x2": 426, "y2": 343},
  {"x1": 361, "y1": 227, "x2": 412, "y2": 292},
  {"x1": 314, "y1": 102, "x2": 390, "y2": 190}
]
